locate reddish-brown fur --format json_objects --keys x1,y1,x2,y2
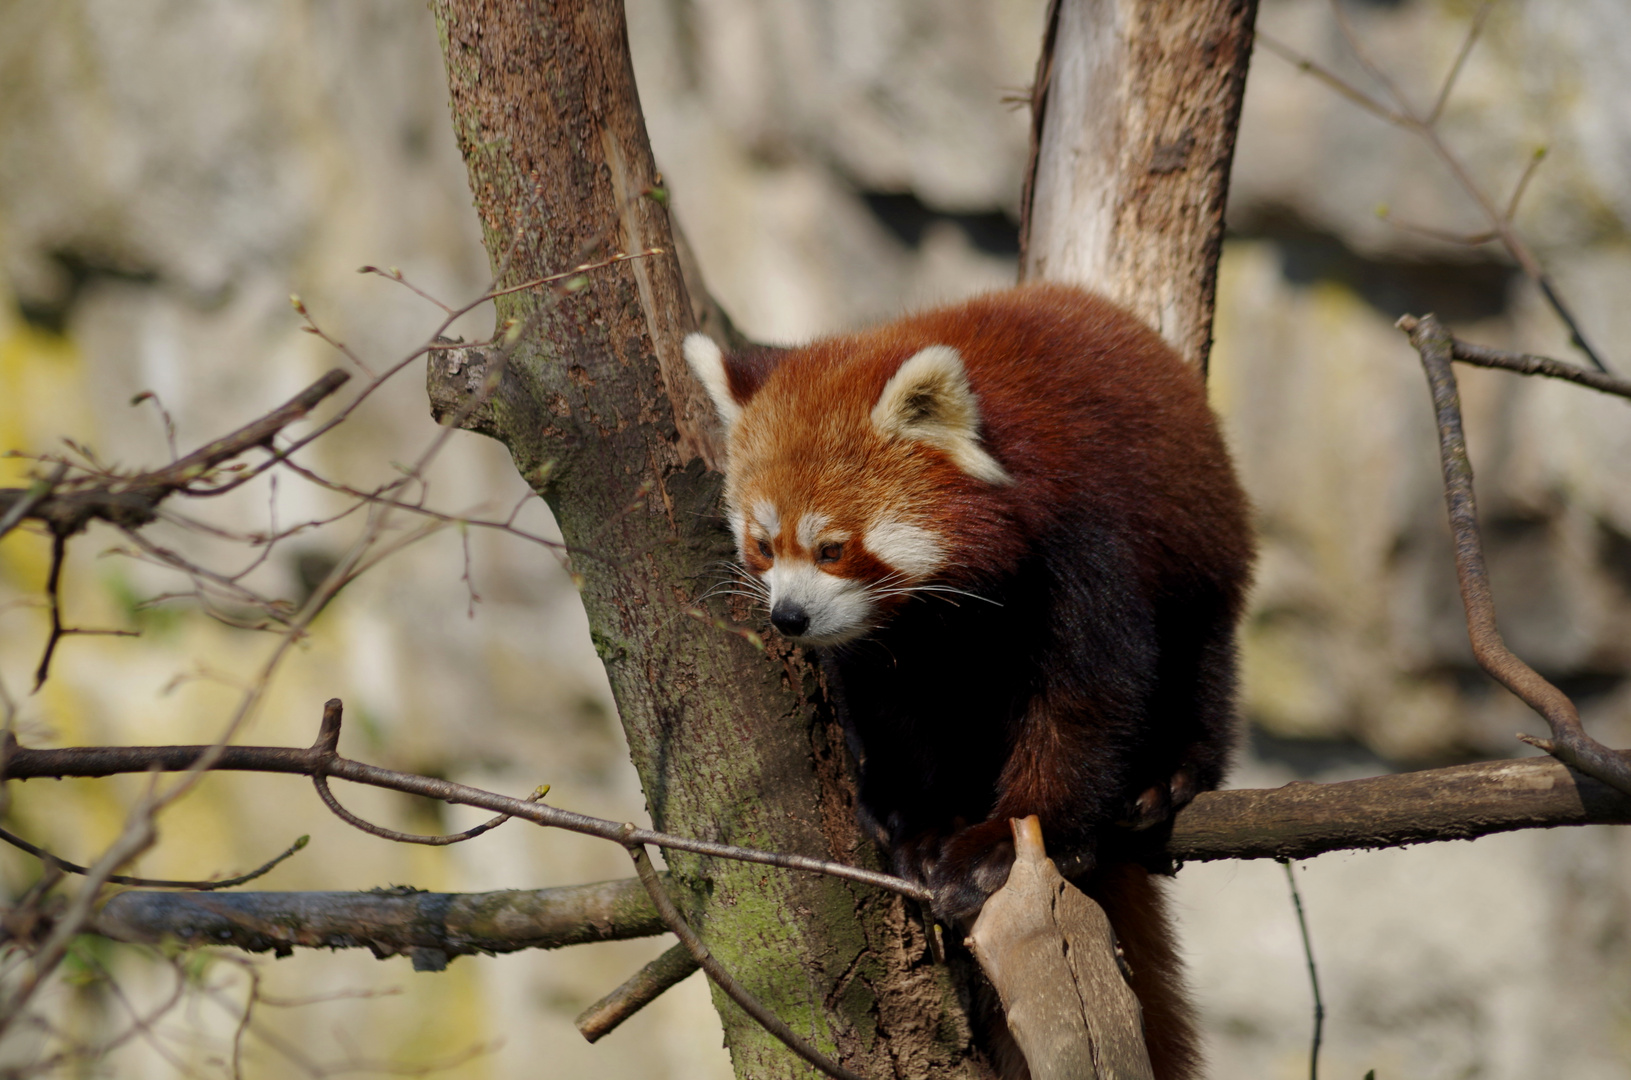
[{"x1": 704, "y1": 284, "x2": 1254, "y2": 1079}]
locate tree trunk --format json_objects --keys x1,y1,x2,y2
[
  {"x1": 1022, "y1": 0, "x2": 1257, "y2": 372},
  {"x1": 429, "y1": 3, "x2": 983, "y2": 1076}
]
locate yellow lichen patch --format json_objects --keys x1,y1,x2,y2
[
  {"x1": 0, "y1": 305, "x2": 90, "y2": 590},
  {"x1": 0, "y1": 310, "x2": 89, "y2": 481}
]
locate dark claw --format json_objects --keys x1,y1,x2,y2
[{"x1": 1119, "y1": 764, "x2": 1200, "y2": 831}]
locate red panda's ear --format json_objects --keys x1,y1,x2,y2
[
  {"x1": 871, "y1": 345, "x2": 1012, "y2": 485},
  {"x1": 683, "y1": 333, "x2": 788, "y2": 434},
  {"x1": 684, "y1": 333, "x2": 742, "y2": 430}
]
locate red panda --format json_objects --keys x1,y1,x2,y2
[{"x1": 684, "y1": 283, "x2": 1253, "y2": 1080}]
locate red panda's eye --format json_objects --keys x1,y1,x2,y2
[
  {"x1": 818, "y1": 543, "x2": 844, "y2": 563},
  {"x1": 756, "y1": 538, "x2": 773, "y2": 559}
]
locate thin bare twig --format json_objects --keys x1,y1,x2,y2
[
  {"x1": 1427, "y1": 0, "x2": 1495, "y2": 125},
  {"x1": 311, "y1": 768, "x2": 548, "y2": 847},
  {"x1": 1400, "y1": 313, "x2": 1631, "y2": 796},
  {"x1": 0, "y1": 700, "x2": 933, "y2": 902},
  {"x1": 1280, "y1": 860, "x2": 1324, "y2": 1080},
  {"x1": 130, "y1": 390, "x2": 181, "y2": 463},
  {"x1": 1260, "y1": 7, "x2": 1612, "y2": 372},
  {"x1": 1255, "y1": 32, "x2": 1408, "y2": 127},
  {"x1": 1328, "y1": 0, "x2": 1413, "y2": 117},
  {"x1": 33, "y1": 532, "x2": 67, "y2": 689},
  {"x1": 1396, "y1": 316, "x2": 1631, "y2": 399},
  {"x1": 0, "y1": 826, "x2": 308, "y2": 891},
  {"x1": 624, "y1": 838, "x2": 868, "y2": 1080},
  {"x1": 1503, "y1": 146, "x2": 1547, "y2": 223}
]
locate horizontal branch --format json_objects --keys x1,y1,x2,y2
[
  {"x1": 9, "y1": 738, "x2": 1629, "y2": 897},
  {"x1": 96, "y1": 877, "x2": 667, "y2": 970},
  {"x1": 1169, "y1": 752, "x2": 1631, "y2": 862}
]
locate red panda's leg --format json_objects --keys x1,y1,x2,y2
[
  {"x1": 928, "y1": 697, "x2": 1124, "y2": 924},
  {"x1": 1125, "y1": 597, "x2": 1244, "y2": 834}
]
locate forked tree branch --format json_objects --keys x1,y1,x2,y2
[
  {"x1": 0, "y1": 371, "x2": 351, "y2": 540},
  {"x1": 1395, "y1": 316, "x2": 1631, "y2": 400},
  {"x1": 1398, "y1": 313, "x2": 1631, "y2": 797}
]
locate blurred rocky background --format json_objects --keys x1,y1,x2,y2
[{"x1": 1, "y1": 0, "x2": 1628, "y2": 1077}]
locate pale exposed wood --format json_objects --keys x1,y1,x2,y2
[
  {"x1": 969, "y1": 818, "x2": 1155, "y2": 1080},
  {"x1": 1021, "y1": 0, "x2": 1257, "y2": 372}
]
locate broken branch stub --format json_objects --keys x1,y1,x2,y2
[{"x1": 967, "y1": 816, "x2": 1154, "y2": 1080}]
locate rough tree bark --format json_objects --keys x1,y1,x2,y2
[
  {"x1": 428, "y1": 3, "x2": 978, "y2": 1077},
  {"x1": 426, "y1": 1, "x2": 1255, "y2": 1076}
]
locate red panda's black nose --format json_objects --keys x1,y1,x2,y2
[{"x1": 770, "y1": 602, "x2": 810, "y2": 638}]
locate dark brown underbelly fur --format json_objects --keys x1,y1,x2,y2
[{"x1": 819, "y1": 511, "x2": 1237, "y2": 1080}]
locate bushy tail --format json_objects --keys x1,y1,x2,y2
[{"x1": 1087, "y1": 863, "x2": 1201, "y2": 1080}]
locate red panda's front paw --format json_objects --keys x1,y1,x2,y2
[
  {"x1": 926, "y1": 820, "x2": 1017, "y2": 928},
  {"x1": 1121, "y1": 764, "x2": 1202, "y2": 831}
]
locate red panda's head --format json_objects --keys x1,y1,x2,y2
[{"x1": 684, "y1": 331, "x2": 1011, "y2": 646}]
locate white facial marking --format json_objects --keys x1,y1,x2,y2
[
  {"x1": 796, "y1": 511, "x2": 829, "y2": 552},
  {"x1": 749, "y1": 498, "x2": 781, "y2": 543},
  {"x1": 764, "y1": 561, "x2": 875, "y2": 645},
  {"x1": 683, "y1": 333, "x2": 741, "y2": 431},
  {"x1": 864, "y1": 517, "x2": 946, "y2": 579}
]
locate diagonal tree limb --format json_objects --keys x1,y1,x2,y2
[
  {"x1": 0, "y1": 370, "x2": 350, "y2": 539},
  {"x1": 1399, "y1": 313, "x2": 1631, "y2": 797},
  {"x1": 623, "y1": 839, "x2": 868, "y2": 1080}
]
